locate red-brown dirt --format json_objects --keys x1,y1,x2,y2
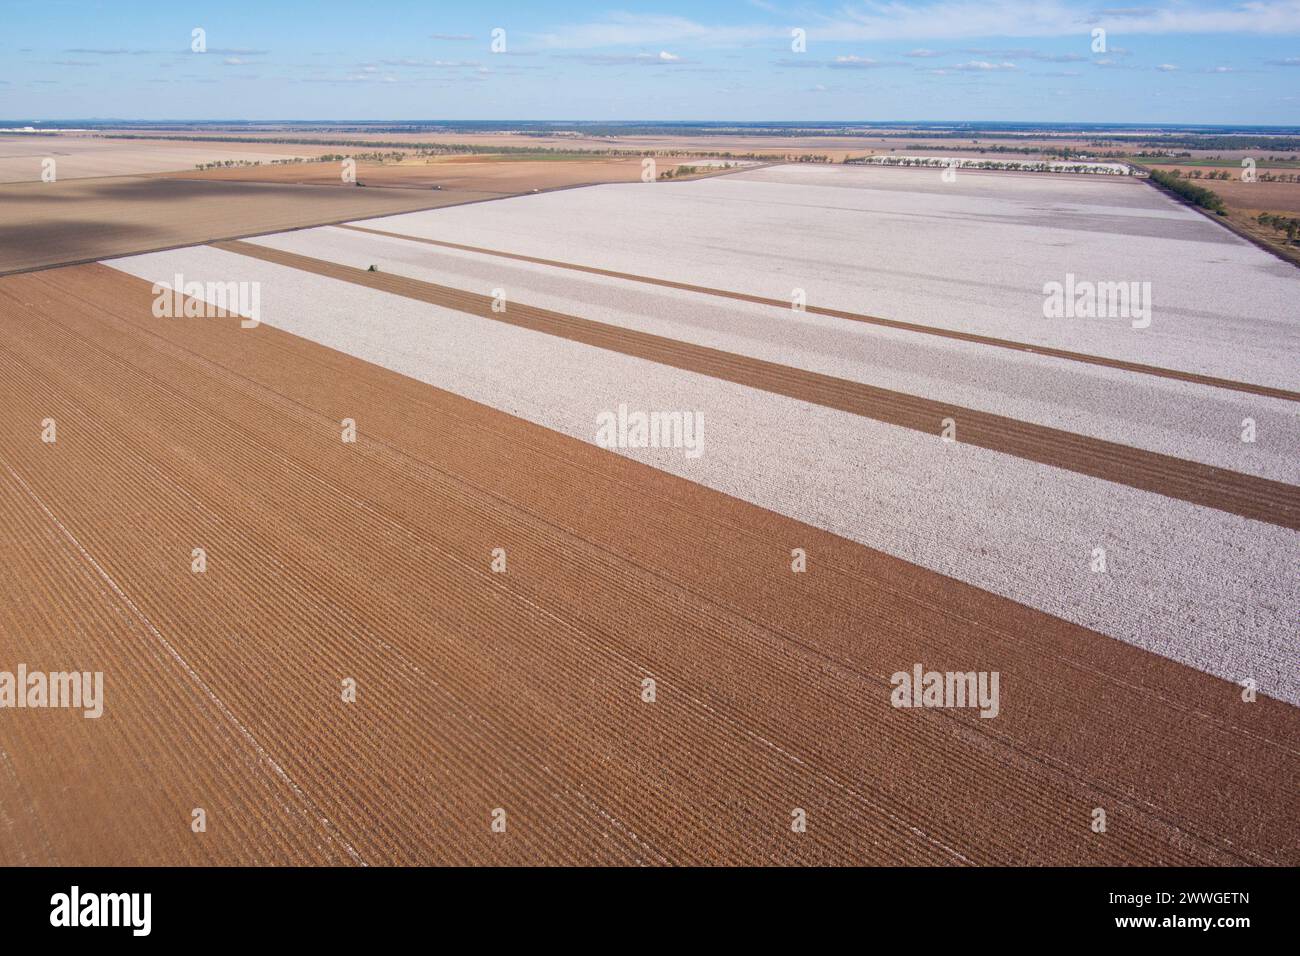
[{"x1": 0, "y1": 263, "x2": 1295, "y2": 865}]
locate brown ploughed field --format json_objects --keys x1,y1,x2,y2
[
  {"x1": 1, "y1": 263, "x2": 1295, "y2": 865},
  {"x1": 1142, "y1": 162, "x2": 1300, "y2": 264},
  {"x1": 1143, "y1": 164, "x2": 1300, "y2": 214},
  {"x1": 0, "y1": 177, "x2": 497, "y2": 275},
  {"x1": 162, "y1": 156, "x2": 660, "y2": 191},
  {"x1": 158, "y1": 156, "x2": 738, "y2": 191}
]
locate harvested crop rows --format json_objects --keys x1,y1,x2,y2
[
  {"x1": 210, "y1": 237, "x2": 1300, "y2": 529},
  {"x1": 336, "y1": 222, "x2": 1300, "y2": 402},
  {"x1": 1, "y1": 264, "x2": 1297, "y2": 866},
  {"x1": 1, "y1": 161, "x2": 1296, "y2": 867}
]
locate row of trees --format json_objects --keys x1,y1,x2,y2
[
  {"x1": 1119, "y1": 136, "x2": 1300, "y2": 151},
  {"x1": 315, "y1": 151, "x2": 406, "y2": 163},
  {"x1": 1257, "y1": 213, "x2": 1300, "y2": 243},
  {"x1": 1175, "y1": 168, "x2": 1236, "y2": 180},
  {"x1": 1146, "y1": 168, "x2": 1227, "y2": 214},
  {"x1": 193, "y1": 158, "x2": 262, "y2": 170},
  {"x1": 1163, "y1": 167, "x2": 1300, "y2": 183},
  {"x1": 193, "y1": 151, "x2": 406, "y2": 171},
  {"x1": 853, "y1": 156, "x2": 1130, "y2": 175}
]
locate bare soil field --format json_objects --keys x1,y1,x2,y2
[
  {"x1": 1143, "y1": 162, "x2": 1300, "y2": 265},
  {"x1": 1225, "y1": 209, "x2": 1300, "y2": 266},
  {"x1": 1144, "y1": 164, "x2": 1300, "y2": 213},
  {"x1": 1, "y1": 262, "x2": 1295, "y2": 865},
  {"x1": 161, "y1": 156, "x2": 709, "y2": 192},
  {"x1": 0, "y1": 176, "x2": 497, "y2": 275},
  {"x1": 0, "y1": 134, "x2": 349, "y2": 183}
]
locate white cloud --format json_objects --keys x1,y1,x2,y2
[
  {"x1": 825, "y1": 1, "x2": 1300, "y2": 40},
  {"x1": 341, "y1": 71, "x2": 398, "y2": 82},
  {"x1": 536, "y1": 2, "x2": 1300, "y2": 49},
  {"x1": 554, "y1": 51, "x2": 691, "y2": 65},
  {"x1": 535, "y1": 13, "x2": 771, "y2": 49},
  {"x1": 952, "y1": 60, "x2": 1019, "y2": 70},
  {"x1": 832, "y1": 54, "x2": 883, "y2": 67},
  {"x1": 379, "y1": 58, "x2": 481, "y2": 68},
  {"x1": 965, "y1": 48, "x2": 1086, "y2": 61},
  {"x1": 1155, "y1": 62, "x2": 1179, "y2": 71}
]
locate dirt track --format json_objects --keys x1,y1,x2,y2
[{"x1": 1, "y1": 263, "x2": 1296, "y2": 865}]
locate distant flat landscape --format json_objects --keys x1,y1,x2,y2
[
  {"x1": 0, "y1": 133, "x2": 336, "y2": 182},
  {"x1": 0, "y1": 176, "x2": 499, "y2": 275}
]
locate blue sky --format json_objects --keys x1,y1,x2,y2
[{"x1": 2, "y1": 1, "x2": 1298, "y2": 124}]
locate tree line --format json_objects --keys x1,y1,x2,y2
[{"x1": 1146, "y1": 168, "x2": 1227, "y2": 214}]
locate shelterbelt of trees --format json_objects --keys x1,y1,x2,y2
[
  {"x1": 1256, "y1": 212, "x2": 1300, "y2": 243},
  {"x1": 1146, "y1": 168, "x2": 1227, "y2": 214}
]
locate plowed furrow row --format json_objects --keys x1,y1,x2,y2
[
  {"x1": 0, "y1": 459, "x2": 349, "y2": 864},
  {"x1": 0, "y1": 377, "x2": 645, "y2": 865},
  {"x1": 0, "y1": 291, "x2": 1222, "y2": 868},
  {"x1": 20, "y1": 269, "x2": 1289, "y2": 858},
  {"x1": 0, "y1": 334, "x2": 972, "y2": 864},
  {"x1": 2, "y1": 273, "x2": 1289, "y2": 863},
  {"x1": 1, "y1": 263, "x2": 1294, "y2": 865}
]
